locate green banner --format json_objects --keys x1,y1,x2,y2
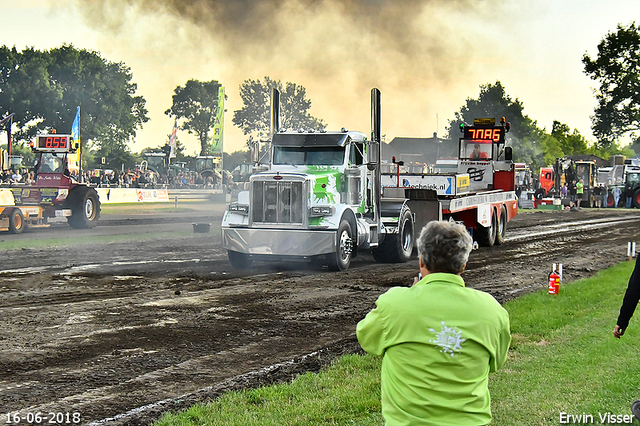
[{"x1": 210, "y1": 86, "x2": 224, "y2": 155}]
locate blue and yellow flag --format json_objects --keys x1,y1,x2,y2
[
  {"x1": 71, "y1": 106, "x2": 80, "y2": 148},
  {"x1": 210, "y1": 86, "x2": 224, "y2": 155}
]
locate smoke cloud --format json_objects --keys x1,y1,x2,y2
[{"x1": 69, "y1": 0, "x2": 506, "y2": 151}]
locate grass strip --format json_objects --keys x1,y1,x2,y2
[{"x1": 154, "y1": 260, "x2": 640, "y2": 426}]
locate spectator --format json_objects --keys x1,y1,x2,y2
[
  {"x1": 613, "y1": 185, "x2": 622, "y2": 208},
  {"x1": 561, "y1": 183, "x2": 568, "y2": 199},
  {"x1": 593, "y1": 184, "x2": 602, "y2": 208},
  {"x1": 576, "y1": 179, "x2": 584, "y2": 207},
  {"x1": 568, "y1": 180, "x2": 577, "y2": 206},
  {"x1": 625, "y1": 181, "x2": 634, "y2": 208},
  {"x1": 357, "y1": 221, "x2": 511, "y2": 426}
]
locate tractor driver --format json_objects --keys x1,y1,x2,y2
[
  {"x1": 40, "y1": 154, "x2": 64, "y2": 174},
  {"x1": 470, "y1": 143, "x2": 490, "y2": 160}
]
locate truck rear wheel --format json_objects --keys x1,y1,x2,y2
[
  {"x1": 372, "y1": 208, "x2": 414, "y2": 263},
  {"x1": 228, "y1": 250, "x2": 253, "y2": 269},
  {"x1": 327, "y1": 220, "x2": 353, "y2": 271},
  {"x1": 9, "y1": 209, "x2": 26, "y2": 234},
  {"x1": 476, "y1": 209, "x2": 497, "y2": 247},
  {"x1": 495, "y1": 206, "x2": 507, "y2": 245},
  {"x1": 68, "y1": 187, "x2": 101, "y2": 229},
  {"x1": 633, "y1": 188, "x2": 640, "y2": 209}
]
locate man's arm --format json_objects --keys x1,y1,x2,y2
[
  {"x1": 356, "y1": 298, "x2": 388, "y2": 356},
  {"x1": 490, "y1": 308, "x2": 511, "y2": 372}
]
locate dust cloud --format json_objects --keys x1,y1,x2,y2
[{"x1": 68, "y1": 0, "x2": 507, "y2": 151}]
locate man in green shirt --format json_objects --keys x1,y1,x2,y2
[
  {"x1": 357, "y1": 221, "x2": 511, "y2": 426},
  {"x1": 576, "y1": 179, "x2": 584, "y2": 207}
]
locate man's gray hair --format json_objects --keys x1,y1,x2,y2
[{"x1": 417, "y1": 221, "x2": 473, "y2": 274}]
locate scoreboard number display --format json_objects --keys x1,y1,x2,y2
[
  {"x1": 34, "y1": 135, "x2": 73, "y2": 152},
  {"x1": 463, "y1": 127, "x2": 505, "y2": 143}
]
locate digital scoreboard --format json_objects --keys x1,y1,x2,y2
[
  {"x1": 33, "y1": 135, "x2": 74, "y2": 152},
  {"x1": 463, "y1": 127, "x2": 505, "y2": 142},
  {"x1": 460, "y1": 117, "x2": 510, "y2": 144}
]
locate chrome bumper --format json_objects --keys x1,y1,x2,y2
[{"x1": 222, "y1": 227, "x2": 336, "y2": 256}]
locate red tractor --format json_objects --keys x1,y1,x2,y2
[{"x1": 0, "y1": 134, "x2": 100, "y2": 233}]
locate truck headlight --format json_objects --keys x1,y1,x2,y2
[
  {"x1": 310, "y1": 206, "x2": 333, "y2": 216},
  {"x1": 229, "y1": 203, "x2": 249, "y2": 214}
]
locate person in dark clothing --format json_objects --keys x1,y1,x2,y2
[
  {"x1": 614, "y1": 257, "x2": 640, "y2": 338},
  {"x1": 612, "y1": 257, "x2": 640, "y2": 422},
  {"x1": 568, "y1": 180, "x2": 577, "y2": 206}
]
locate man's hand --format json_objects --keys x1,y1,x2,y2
[{"x1": 613, "y1": 325, "x2": 625, "y2": 338}]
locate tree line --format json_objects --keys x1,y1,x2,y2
[{"x1": 1, "y1": 22, "x2": 639, "y2": 172}]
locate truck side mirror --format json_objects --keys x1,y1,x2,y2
[{"x1": 504, "y1": 147, "x2": 512, "y2": 161}]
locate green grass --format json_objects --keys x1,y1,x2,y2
[{"x1": 154, "y1": 261, "x2": 640, "y2": 426}]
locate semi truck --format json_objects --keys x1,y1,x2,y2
[
  {"x1": 221, "y1": 89, "x2": 518, "y2": 271},
  {"x1": 0, "y1": 133, "x2": 100, "y2": 233}
]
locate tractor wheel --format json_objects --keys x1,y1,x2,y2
[
  {"x1": 476, "y1": 209, "x2": 497, "y2": 247},
  {"x1": 495, "y1": 205, "x2": 507, "y2": 245},
  {"x1": 8, "y1": 209, "x2": 26, "y2": 234},
  {"x1": 372, "y1": 208, "x2": 414, "y2": 263},
  {"x1": 68, "y1": 187, "x2": 101, "y2": 229},
  {"x1": 327, "y1": 220, "x2": 354, "y2": 271},
  {"x1": 228, "y1": 250, "x2": 253, "y2": 269},
  {"x1": 632, "y1": 188, "x2": 640, "y2": 209}
]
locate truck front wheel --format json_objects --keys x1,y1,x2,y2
[
  {"x1": 9, "y1": 209, "x2": 26, "y2": 234},
  {"x1": 228, "y1": 250, "x2": 253, "y2": 269},
  {"x1": 327, "y1": 220, "x2": 353, "y2": 271},
  {"x1": 633, "y1": 188, "x2": 640, "y2": 209}
]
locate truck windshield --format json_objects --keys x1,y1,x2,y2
[
  {"x1": 273, "y1": 146, "x2": 345, "y2": 166},
  {"x1": 39, "y1": 153, "x2": 65, "y2": 174}
]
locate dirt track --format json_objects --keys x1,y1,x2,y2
[{"x1": 1, "y1": 203, "x2": 640, "y2": 425}]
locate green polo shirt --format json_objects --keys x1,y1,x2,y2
[
  {"x1": 356, "y1": 273, "x2": 511, "y2": 426},
  {"x1": 576, "y1": 182, "x2": 584, "y2": 194}
]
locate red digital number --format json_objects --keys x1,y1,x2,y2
[
  {"x1": 40, "y1": 136, "x2": 67, "y2": 149},
  {"x1": 468, "y1": 128, "x2": 502, "y2": 142}
]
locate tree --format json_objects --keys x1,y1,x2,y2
[
  {"x1": 583, "y1": 22, "x2": 640, "y2": 147},
  {"x1": 447, "y1": 81, "x2": 555, "y2": 170},
  {"x1": 551, "y1": 121, "x2": 593, "y2": 155},
  {"x1": 165, "y1": 79, "x2": 224, "y2": 156},
  {"x1": 0, "y1": 46, "x2": 61, "y2": 144},
  {"x1": 0, "y1": 45, "x2": 148, "y2": 153},
  {"x1": 233, "y1": 77, "x2": 325, "y2": 146}
]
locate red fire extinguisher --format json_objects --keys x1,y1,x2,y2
[{"x1": 548, "y1": 270, "x2": 560, "y2": 295}]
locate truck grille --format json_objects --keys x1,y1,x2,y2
[{"x1": 252, "y1": 180, "x2": 304, "y2": 224}]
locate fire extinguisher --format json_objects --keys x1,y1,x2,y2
[{"x1": 548, "y1": 270, "x2": 560, "y2": 295}]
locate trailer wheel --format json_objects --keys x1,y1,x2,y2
[
  {"x1": 372, "y1": 208, "x2": 414, "y2": 263},
  {"x1": 8, "y1": 209, "x2": 26, "y2": 234},
  {"x1": 228, "y1": 250, "x2": 253, "y2": 269},
  {"x1": 476, "y1": 209, "x2": 497, "y2": 247},
  {"x1": 68, "y1": 187, "x2": 101, "y2": 229},
  {"x1": 495, "y1": 206, "x2": 507, "y2": 245},
  {"x1": 633, "y1": 188, "x2": 640, "y2": 209},
  {"x1": 327, "y1": 220, "x2": 353, "y2": 271}
]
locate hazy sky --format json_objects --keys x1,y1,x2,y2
[{"x1": 1, "y1": 0, "x2": 638, "y2": 155}]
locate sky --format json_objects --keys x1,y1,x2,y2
[{"x1": 1, "y1": 0, "x2": 638, "y2": 156}]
